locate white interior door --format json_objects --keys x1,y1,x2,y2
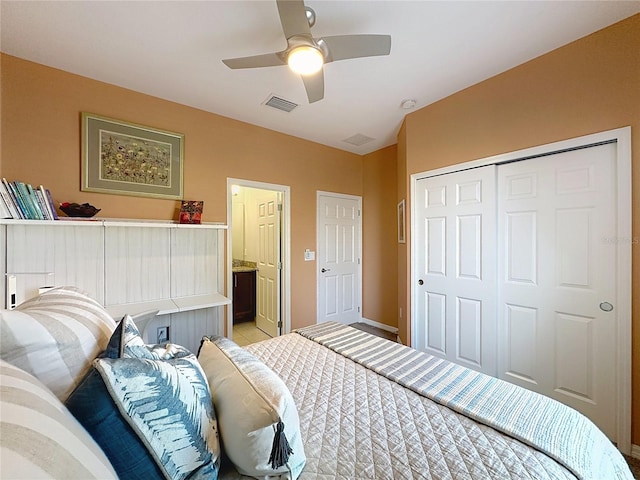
[
  {"x1": 497, "y1": 143, "x2": 617, "y2": 440},
  {"x1": 317, "y1": 192, "x2": 362, "y2": 325},
  {"x1": 414, "y1": 166, "x2": 497, "y2": 375},
  {"x1": 255, "y1": 191, "x2": 280, "y2": 337}
]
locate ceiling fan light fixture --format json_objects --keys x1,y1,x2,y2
[{"x1": 287, "y1": 45, "x2": 323, "y2": 75}]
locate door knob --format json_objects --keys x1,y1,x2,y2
[
  {"x1": 599, "y1": 302, "x2": 614, "y2": 312},
  {"x1": 418, "y1": 279, "x2": 424, "y2": 285},
  {"x1": 321, "y1": 268, "x2": 331, "y2": 273}
]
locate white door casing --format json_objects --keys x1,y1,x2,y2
[
  {"x1": 410, "y1": 127, "x2": 632, "y2": 452},
  {"x1": 226, "y1": 178, "x2": 291, "y2": 341},
  {"x1": 317, "y1": 192, "x2": 362, "y2": 325},
  {"x1": 414, "y1": 166, "x2": 497, "y2": 376},
  {"x1": 255, "y1": 191, "x2": 281, "y2": 337},
  {"x1": 497, "y1": 143, "x2": 617, "y2": 439}
]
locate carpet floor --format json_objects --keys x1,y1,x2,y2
[
  {"x1": 348, "y1": 322, "x2": 398, "y2": 342},
  {"x1": 624, "y1": 454, "x2": 640, "y2": 478}
]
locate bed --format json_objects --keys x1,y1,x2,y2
[
  {"x1": 0, "y1": 288, "x2": 632, "y2": 479},
  {"x1": 220, "y1": 321, "x2": 632, "y2": 480}
]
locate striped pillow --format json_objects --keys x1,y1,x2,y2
[
  {"x1": 0, "y1": 359, "x2": 118, "y2": 479},
  {"x1": 0, "y1": 286, "x2": 117, "y2": 401}
]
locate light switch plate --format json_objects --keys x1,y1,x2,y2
[{"x1": 304, "y1": 249, "x2": 315, "y2": 261}]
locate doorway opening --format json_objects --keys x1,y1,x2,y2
[{"x1": 227, "y1": 179, "x2": 291, "y2": 345}]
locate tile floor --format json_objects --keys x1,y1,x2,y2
[{"x1": 232, "y1": 320, "x2": 272, "y2": 346}]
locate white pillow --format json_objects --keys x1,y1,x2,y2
[
  {"x1": 0, "y1": 286, "x2": 117, "y2": 401},
  {"x1": 198, "y1": 337, "x2": 305, "y2": 479},
  {"x1": 0, "y1": 359, "x2": 118, "y2": 479}
]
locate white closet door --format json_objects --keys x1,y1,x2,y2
[
  {"x1": 414, "y1": 166, "x2": 497, "y2": 375},
  {"x1": 497, "y1": 143, "x2": 617, "y2": 440}
]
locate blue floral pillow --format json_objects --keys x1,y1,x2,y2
[{"x1": 66, "y1": 315, "x2": 220, "y2": 480}]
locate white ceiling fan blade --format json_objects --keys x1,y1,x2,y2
[
  {"x1": 222, "y1": 53, "x2": 286, "y2": 69},
  {"x1": 320, "y1": 35, "x2": 391, "y2": 63},
  {"x1": 276, "y1": 0, "x2": 311, "y2": 40},
  {"x1": 301, "y1": 69, "x2": 324, "y2": 103}
]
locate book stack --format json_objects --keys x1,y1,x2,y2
[{"x1": 0, "y1": 178, "x2": 59, "y2": 220}]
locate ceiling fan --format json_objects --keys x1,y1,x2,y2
[{"x1": 222, "y1": 0, "x2": 391, "y2": 103}]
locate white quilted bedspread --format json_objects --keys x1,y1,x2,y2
[{"x1": 220, "y1": 332, "x2": 578, "y2": 479}]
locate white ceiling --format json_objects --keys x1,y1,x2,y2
[{"x1": 2, "y1": 1, "x2": 639, "y2": 155}]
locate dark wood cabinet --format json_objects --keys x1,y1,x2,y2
[{"x1": 233, "y1": 270, "x2": 256, "y2": 323}]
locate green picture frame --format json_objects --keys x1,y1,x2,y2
[{"x1": 81, "y1": 113, "x2": 184, "y2": 199}]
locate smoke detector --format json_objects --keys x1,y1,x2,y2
[{"x1": 400, "y1": 99, "x2": 417, "y2": 109}]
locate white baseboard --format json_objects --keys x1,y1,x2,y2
[
  {"x1": 360, "y1": 317, "x2": 399, "y2": 335},
  {"x1": 630, "y1": 443, "x2": 640, "y2": 459}
]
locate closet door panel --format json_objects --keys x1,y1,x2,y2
[
  {"x1": 504, "y1": 303, "x2": 538, "y2": 385},
  {"x1": 414, "y1": 165, "x2": 497, "y2": 375},
  {"x1": 457, "y1": 297, "x2": 482, "y2": 365},
  {"x1": 426, "y1": 217, "x2": 446, "y2": 275},
  {"x1": 425, "y1": 292, "x2": 446, "y2": 353},
  {"x1": 505, "y1": 212, "x2": 537, "y2": 284},
  {"x1": 457, "y1": 215, "x2": 481, "y2": 279},
  {"x1": 497, "y1": 142, "x2": 617, "y2": 440}
]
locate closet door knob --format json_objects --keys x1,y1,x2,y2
[
  {"x1": 418, "y1": 279, "x2": 424, "y2": 285},
  {"x1": 599, "y1": 301, "x2": 614, "y2": 312},
  {"x1": 321, "y1": 268, "x2": 331, "y2": 273}
]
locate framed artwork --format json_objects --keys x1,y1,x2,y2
[
  {"x1": 398, "y1": 199, "x2": 406, "y2": 243},
  {"x1": 81, "y1": 113, "x2": 184, "y2": 199}
]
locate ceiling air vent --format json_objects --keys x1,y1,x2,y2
[
  {"x1": 342, "y1": 133, "x2": 375, "y2": 147},
  {"x1": 264, "y1": 95, "x2": 298, "y2": 113}
]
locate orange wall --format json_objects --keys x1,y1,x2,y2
[
  {"x1": 396, "y1": 123, "x2": 408, "y2": 344},
  {"x1": 362, "y1": 145, "x2": 398, "y2": 328},
  {"x1": 400, "y1": 14, "x2": 640, "y2": 441},
  {"x1": 0, "y1": 53, "x2": 397, "y2": 332}
]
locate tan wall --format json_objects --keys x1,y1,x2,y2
[
  {"x1": 396, "y1": 123, "x2": 409, "y2": 344},
  {"x1": 0, "y1": 53, "x2": 398, "y2": 332},
  {"x1": 401, "y1": 14, "x2": 640, "y2": 442},
  {"x1": 362, "y1": 145, "x2": 398, "y2": 329}
]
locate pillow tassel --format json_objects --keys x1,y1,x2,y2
[{"x1": 269, "y1": 420, "x2": 293, "y2": 469}]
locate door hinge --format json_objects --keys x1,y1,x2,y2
[
  {"x1": 358, "y1": 258, "x2": 360, "y2": 265},
  {"x1": 358, "y1": 209, "x2": 361, "y2": 217},
  {"x1": 277, "y1": 261, "x2": 282, "y2": 269},
  {"x1": 278, "y1": 320, "x2": 283, "y2": 328},
  {"x1": 358, "y1": 306, "x2": 360, "y2": 313},
  {"x1": 278, "y1": 203, "x2": 283, "y2": 211}
]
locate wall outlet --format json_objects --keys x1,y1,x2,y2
[
  {"x1": 6, "y1": 275, "x2": 16, "y2": 310},
  {"x1": 157, "y1": 326, "x2": 169, "y2": 344}
]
